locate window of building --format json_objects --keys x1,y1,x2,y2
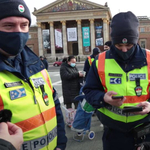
[
  {"x1": 139, "y1": 40, "x2": 146, "y2": 48},
  {"x1": 28, "y1": 34, "x2": 31, "y2": 39},
  {"x1": 54, "y1": 22, "x2": 63, "y2": 54},
  {"x1": 95, "y1": 19, "x2": 103, "y2": 46},
  {"x1": 82, "y1": 20, "x2": 91, "y2": 55},
  {"x1": 140, "y1": 27, "x2": 145, "y2": 32},
  {"x1": 42, "y1": 29, "x2": 50, "y2": 50}
]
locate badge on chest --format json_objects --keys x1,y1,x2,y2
[
  {"x1": 9, "y1": 88, "x2": 26, "y2": 100},
  {"x1": 31, "y1": 77, "x2": 45, "y2": 88}
]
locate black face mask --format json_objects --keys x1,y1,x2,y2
[
  {"x1": 0, "y1": 31, "x2": 29, "y2": 56},
  {"x1": 115, "y1": 45, "x2": 136, "y2": 60}
]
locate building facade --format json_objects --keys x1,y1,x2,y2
[
  {"x1": 27, "y1": 0, "x2": 150, "y2": 61},
  {"x1": 27, "y1": 26, "x2": 39, "y2": 55},
  {"x1": 31, "y1": 0, "x2": 112, "y2": 61},
  {"x1": 138, "y1": 16, "x2": 150, "y2": 50}
]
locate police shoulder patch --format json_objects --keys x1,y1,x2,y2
[
  {"x1": 9, "y1": 88, "x2": 26, "y2": 100},
  {"x1": 110, "y1": 78, "x2": 121, "y2": 84},
  {"x1": 31, "y1": 77, "x2": 45, "y2": 88}
]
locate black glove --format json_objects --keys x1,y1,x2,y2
[{"x1": 0, "y1": 109, "x2": 12, "y2": 122}]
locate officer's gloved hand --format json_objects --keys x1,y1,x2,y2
[
  {"x1": 137, "y1": 142, "x2": 150, "y2": 150},
  {"x1": 0, "y1": 109, "x2": 12, "y2": 122}
]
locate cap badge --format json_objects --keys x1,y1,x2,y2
[
  {"x1": 122, "y1": 38, "x2": 127, "y2": 44},
  {"x1": 18, "y1": 4, "x2": 25, "y2": 13}
]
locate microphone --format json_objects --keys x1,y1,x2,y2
[{"x1": 0, "y1": 109, "x2": 12, "y2": 122}]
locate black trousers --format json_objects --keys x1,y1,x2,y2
[
  {"x1": 66, "y1": 101, "x2": 78, "y2": 109},
  {"x1": 102, "y1": 126, "x2": 150, "y2": 150}
]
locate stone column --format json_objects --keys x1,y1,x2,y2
[
  {"x1": 61, "y1": 20, "x2": 68, "y2": 56},
  {"x1": 107, "y1": 20, "x2": 110, "y2": 40},
  {"x1": 37, "y1": 22, "x2": 43, "y2": 56},
  {"x1": 103, "y1": 18, "x2": 109, "y2": 43},
  {"x1": 49, "y1": 22, "x2": 55, "y2": 56},
  {"x1": 76, "y1": 20, "x2": 83, "y2": 55},
  {"x1": 89, "y1": 19, "x2": 95, "y2": 50}
]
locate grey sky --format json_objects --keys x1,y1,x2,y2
[{"x1": 25, "y1": 0, "x2": 150, "y2": 25}]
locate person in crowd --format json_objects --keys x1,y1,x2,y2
[
  {"x1": 83, "y1": 11, "x2": 150, "y2": 150},
  {"x1": 40, "y1": 56, "x2": 49, "y2": 70},
  {"x1": 83, "y1": 47, "x2": 100, "y2": 80},
  {"x1": 0, "y1": 122, "x2": 23, "y2": 150},
  {"x1": 0, "y1": 0, "x2": 67, "y2": 149},
  {"x1": 104, "y1": 41, "x2": 112, "y2": 51},
  {"x1": 60, "y1": 56, "x2": 84, "y2": 109}
]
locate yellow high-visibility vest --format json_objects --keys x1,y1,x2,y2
[
  {"x1": 96, "y1": 50, "x2": 150, "y2": 123},
  {"x1": 88, "y1": 56, "x2": 94, "y2": 66},
  {"x1": 0, "y1": 69, "x2": 57, "y2": 150}
]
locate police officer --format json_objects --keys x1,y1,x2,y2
[
  {"x1": 40, "y1": 56, "x2": 49, "y2": 70},
  {"x1": 104, "y1": 41, "x2": 112, "y2": 51},
  {"x1": 0, "y1": 0, "x2": 67, "y2": 150},
  {"x1": 83, "y1": 11, "x2": 150, "y2": 150},
  {"x1": 83, "y1": 47, "x2": 100, "y2": 80}
]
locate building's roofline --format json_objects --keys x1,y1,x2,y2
[{"x1": 137, "y1": 16, "x2": 150, "y2": 20}]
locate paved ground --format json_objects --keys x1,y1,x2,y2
[{"x1": 61, "y1": 107, "x2": 104, "y2": 150}]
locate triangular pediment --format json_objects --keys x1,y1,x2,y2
[{"x1": 33, "y1": 0, "x2": 108, "y2": 15}]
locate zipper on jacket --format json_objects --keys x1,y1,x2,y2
[
  {"x1": 126, "y1": 74, "x2": 128, "y2": 82},
  {"x1": 125, "y1": 63, "x2": 127, "y2": 69}
]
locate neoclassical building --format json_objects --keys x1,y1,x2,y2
[{"x1": 31, "y1": 0, "x2": 112, "y2": 61}]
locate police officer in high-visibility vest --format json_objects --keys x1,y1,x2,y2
[
  {"x1": 83, "y1": 11, "x2": 150, "y2": 150},
  {"x1": 0, "y1": 0, "x2": 67, "y2": 150},
  {"x1": 83, "y1": 47, "x2": 100, "y2": 80}
]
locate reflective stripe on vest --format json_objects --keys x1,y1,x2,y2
[
  {"x1": 15, "y1": 106, "x2": 56, "y2": 132},
  {"x1": 0, "y1": 69, "x2": 57, "y2": 149},
  {"x1": 21, "y1": 127, "x2": 57, "y2": 150},
  {"x1": 88, "y1": 56, "x2": 94, "y2": 66},
  {"x1": 97, "y1": 50, "x2": 150, "y2": 123}
]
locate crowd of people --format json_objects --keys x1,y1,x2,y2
[{"x1": 0, "y1": 0, "x2": 150, "y2": 150}]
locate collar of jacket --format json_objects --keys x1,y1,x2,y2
[
  {"x1": 0, "y1": 46, "x2": 45, "y2": 78},
  {"x1": 107, "y1": 44, "x2": 147, "y2": 71}
]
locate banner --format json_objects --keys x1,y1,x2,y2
[
  {"x1": 67, "y1": 28, "x2": 77, "y2": 41},
  {"x1": 42, "y1": 29, "x2": 50, "y2": 49},
  {"x1": 96, "y1": 38, "x2": 103, "y2": 46},
  {"x1": 95, "y1": 26, "x2": 103, "y2": 46},
  {"x1": 82, "y1": 27, "x2": 90, "y2": 47},
  {"x1": 55, "y1": 29, "x2": 63, "y2": 48}
]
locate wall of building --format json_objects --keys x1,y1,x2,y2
[
  {"x1": 138, "y1": 17, "x2": 150, "y2": 49},
  {"x1": 26, "y1": 26, "x2": 39, "y2": 56}
]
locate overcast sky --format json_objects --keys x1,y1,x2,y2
[{"x1": 25, "y1": 0, "x2": 150, "y2": 25}]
